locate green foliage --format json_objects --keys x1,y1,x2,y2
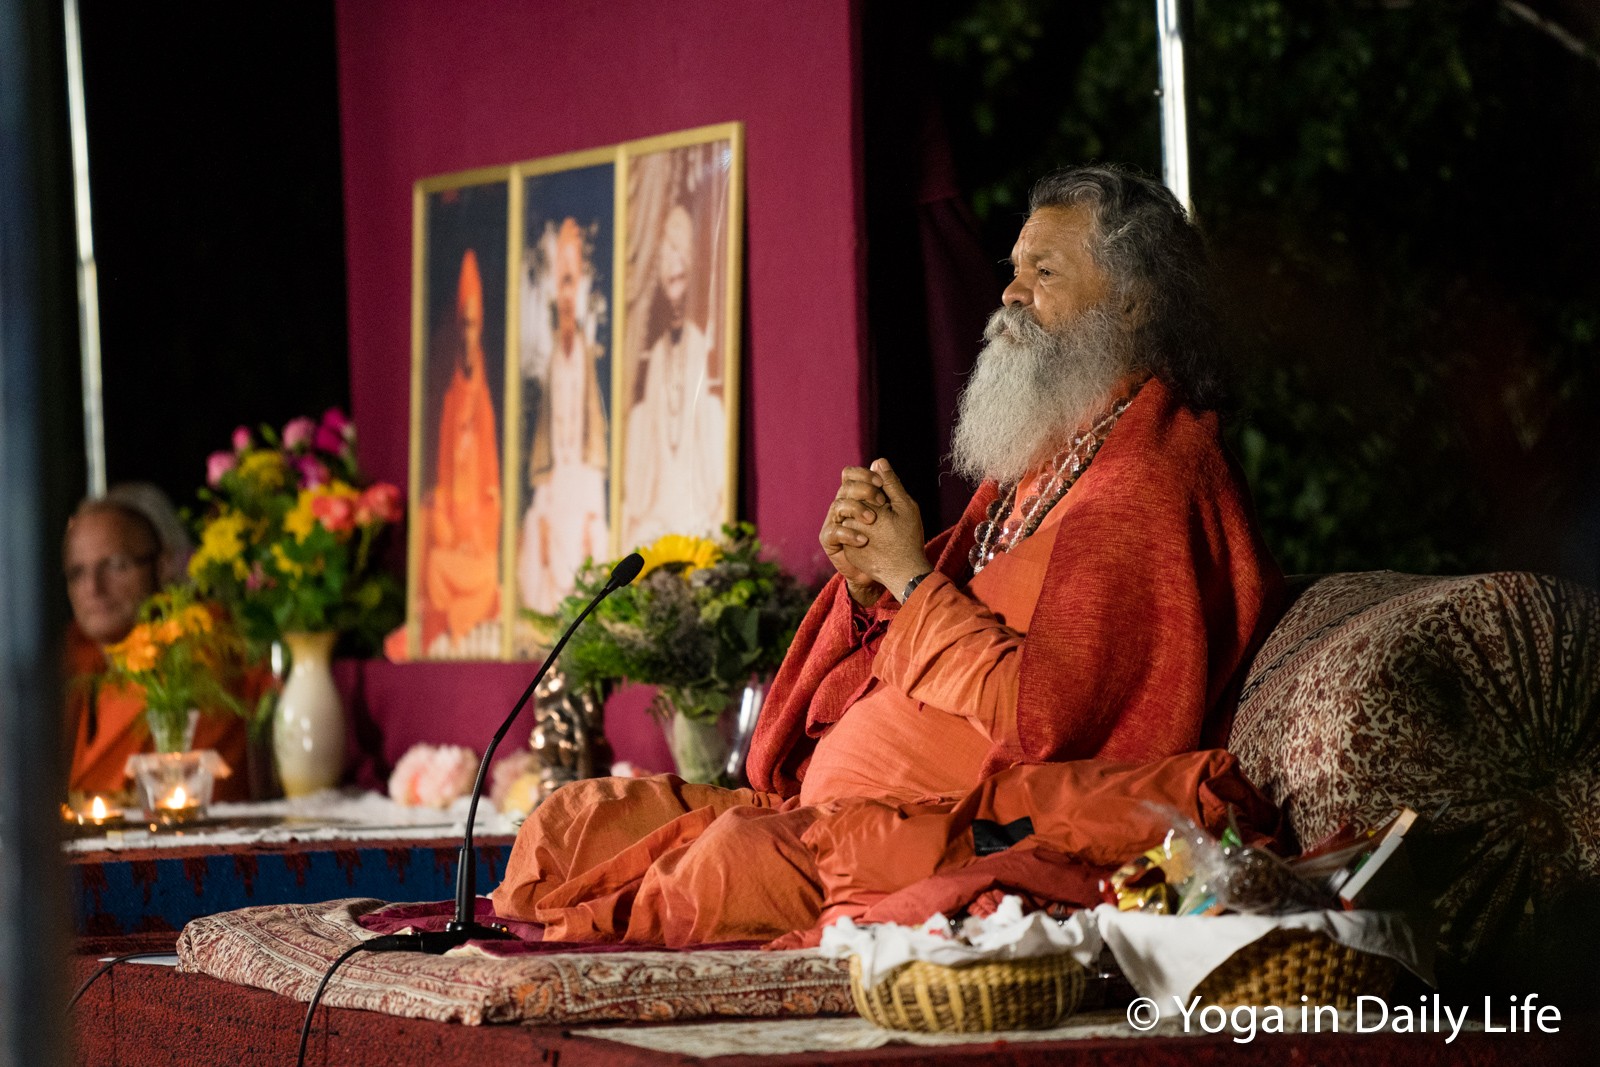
[{"x1": 540, "y1": 524, "x2": 814, "y2": 722}]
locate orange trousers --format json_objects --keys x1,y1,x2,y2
[{"x1": 489, "y1": 751, "x2": 1277, "y2": 947}]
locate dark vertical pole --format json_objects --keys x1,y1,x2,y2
[{"x1": 0, "y1": 0, "x2": 79, "y2": 1062}]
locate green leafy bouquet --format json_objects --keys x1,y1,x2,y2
[{"x1": 548, "y1": 524, "x2": 813, "y2": 723}]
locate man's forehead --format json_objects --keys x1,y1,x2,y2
[
  {"x1": 66, "y1": 507, "x2": 155, "y2": 555},
  {"x1": 1012, "y1": 204, "x2": 1096, "y2": 260}
]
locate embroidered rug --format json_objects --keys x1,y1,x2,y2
[{"x1": 176, "y1": 898, "x2": 853, "y2": 1025}]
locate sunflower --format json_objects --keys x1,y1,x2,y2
[{"x1": 636, "y1": 533, "x2": 723, "y2": 580}]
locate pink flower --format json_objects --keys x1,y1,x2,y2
[
  {"x1": 231, "y1": 425, "x2": 252, "y2": 452},
  {"x1": 313, "y1": 424, "x2": 345, "y2": 454},
  {"x1": 320, "y1": 407, "x2": 353, "y2": 440},
  {"x1": 388, "y1": 743, "x2": 479, "y2": 808},
  {"x1": 293, "y1": 455, "x2": 329, "y2": 489},
  {"x1": 489, "y1": 750, "x2": 537, "y2": 809},
  {"x1": 311, "y1": 493, "x2": 355, "y2": 533},
  {"x1": 354, "y1": 483, "x2": 403, "y2": 526},
  {"x1": 282, "y1": 416, "x2": 316, "y2": 451},
  {"x1": 206, "y1": 450, "x2": 236, "y2": 486},
  {"x1": 245, "y1": 563, "x2": 269, "y2": 591}
]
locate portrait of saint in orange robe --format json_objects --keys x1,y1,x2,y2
[{"x1": 421, "y1": 249, "x2": 502, "y2": 651}]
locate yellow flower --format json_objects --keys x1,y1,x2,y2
[
  {"x1": 178, "y1": 604, "x2": 214, "y2": 636},
  {"x1": 271, "y1": 542, "x2": 304, "y2": 578},
  {"x1": 237, "y1": 449, "x2": 287, "y2": 491},
  {"x1": 636, "y1": 533, "x2": 723, "y2": 580},
  {"x1": 283, "y1": 489, "x2": 318, "y2": 542},
  {"x1": 191, "y1": 511, "x2": 251, "y2": 581},
  {"x1": 107, "y1": 624, "x2": 160, "y2": 674}
]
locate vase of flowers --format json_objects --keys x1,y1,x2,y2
[
  {"x1": 188, "y1": 409, "x2": 404, "y2": 795},
  {"x1": 102, "y1": 586, "x2": 251, "y2": 818},
  {"x1": 545, "y1": 524, "x2": 811, "y2": 785}
]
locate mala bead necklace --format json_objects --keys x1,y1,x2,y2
[{"x1": 968, "y1": 386, "x2": 1141, "y2": 575}]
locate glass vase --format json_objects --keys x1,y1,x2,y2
[
  {"x1": 125, "y1": 750, "x2": 225, "y2": 823},
  {"x1": 272, "y1": 630, "x2": 345, "y2": 797},
  {"x1": 653, "y1": 678, "x2": 767, "y2": 786},
  {"x1": 657, "y1": 698, "x2": 735, "y2": 785}
]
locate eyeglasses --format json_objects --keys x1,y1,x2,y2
[{"x1": 65, "y1": 553, "x2": 158, "y2": 588}]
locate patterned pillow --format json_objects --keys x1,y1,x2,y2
[
  {"x1": 1230, "y1": 571, "x2": 1600, "y2": 963},
  {"x1": 177, "y1": 898, "x2": 852, "y2": 1024}
]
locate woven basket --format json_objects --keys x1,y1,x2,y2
[
  {"x1": 1193, "y1": 928, "x2": 1397, "y2": 1009},
  {"x1": 849, "y1": 953, "x2": 1086, "y2": 1033}
]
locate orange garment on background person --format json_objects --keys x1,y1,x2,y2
[
  {"x1": 65, "y1": 622, "x2": 252, "y2": 801},
  {"x1": 421, "y1": 249, "x2": 502, "y2": 646},
  {"x1": 491, "y1": 377, "x2": 1285, "y2": 943}
]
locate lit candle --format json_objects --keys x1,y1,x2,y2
[
  {"x1": 154, "y1": 783, "x2": 201, "y2": 824},
  {"x1": 70, "y1": 795, "x2": 125, "y2": 829}
]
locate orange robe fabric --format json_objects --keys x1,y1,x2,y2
[
  {"x1": 749, "y1": 376, "x2": 1284, "y2": 795},
  {"x1": 491, "y1": 377, "x2": 1285, "y2": 943},
  {"x1": 65, "y1": 623, "x2": 252, "y2": 801},
  {"x1": 423, "y1": 361, "x2": 502, "y2": 644}
]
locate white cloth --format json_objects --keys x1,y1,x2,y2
[
  {"x1": 1092, "y1": 904, "x2": 1435, "y2": 1002},
  {"x1": 820, "y1": 895, "x2": 1102, "y2": 987},
  {"x1": 621, "y1": 322, "x2": 726, "y2": 547},
  {"x1": 62, "y1": 788, "x2": 517, "y2": 853}
]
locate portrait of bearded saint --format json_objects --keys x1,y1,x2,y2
[{"x1": 491, "y1": 165, "x2": 1285, "y2": 948}]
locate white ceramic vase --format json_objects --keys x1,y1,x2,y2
[{"x1": 272, "y1": 630, "x2": 345, "y2": 797}]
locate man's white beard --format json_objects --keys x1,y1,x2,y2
[{"x1": 949, "y1": 303, "x2": 1133, "y2": 486}]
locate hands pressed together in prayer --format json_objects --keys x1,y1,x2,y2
[{"x1": 819, "y1": 459, "x2": 934, "y2": 606}]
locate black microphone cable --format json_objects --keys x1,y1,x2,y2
[
  {"x1": 294, "y1": 934, "x2": 421, "y2": 1067},
  {"x1": 67, "y1": 950, "x2": 182, "y2": 1011}
]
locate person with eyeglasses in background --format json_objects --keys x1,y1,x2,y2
[{"x1": 63, "y1": 483, "x2": 250, "y2": 800}]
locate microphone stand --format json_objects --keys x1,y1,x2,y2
[{"x1": 368, "y1": 552, "x2": 644, "y2": 955}]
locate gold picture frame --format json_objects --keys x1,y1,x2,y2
[
  {"x1": 405, "y1": 166, "x2": 516, "y2": 661},
  {"x1": 613, "y1": 122, "x2": 745, "y2": 554},
  {"x1": 504, "y1": 145, "x2": 622, "y2": 659}
]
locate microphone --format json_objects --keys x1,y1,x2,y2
[{"x1": 372, "y1": 551, "x2": 645, "y2": 954}]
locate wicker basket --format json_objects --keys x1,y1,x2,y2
[
  {"x1": 849, "y1": 953, "x2": 1086, "y2": 1033},
  {"x1": 1193, "y1": 928, "x2": 1397, "y2": 1009}
]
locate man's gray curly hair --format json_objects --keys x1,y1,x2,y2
[{"x1": 1029, "y1": 165, "x2": 1228, "y2": 411}]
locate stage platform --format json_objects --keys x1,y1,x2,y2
[{"x1": 70, "y1": 932, "x2": 1583, "y2": 1067}]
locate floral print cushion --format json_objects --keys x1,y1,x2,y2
[{"x1": 1230, "y1": 571, "x2": 1600, "y2": 963}]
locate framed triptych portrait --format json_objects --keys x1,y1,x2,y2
[{"x1": 406, "y1": 123, "x2": 743, "y2": 661}]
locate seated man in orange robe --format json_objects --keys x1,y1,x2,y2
[
  {"x1": 422, "y1": 249, "x2": 503, "y2": 651},
  {"x1": 491, "y1": 165, "x2": 1287, "y2": 944},
  {"x1": 65, "y1": 487, "x2": 250, "y2": 800}
]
